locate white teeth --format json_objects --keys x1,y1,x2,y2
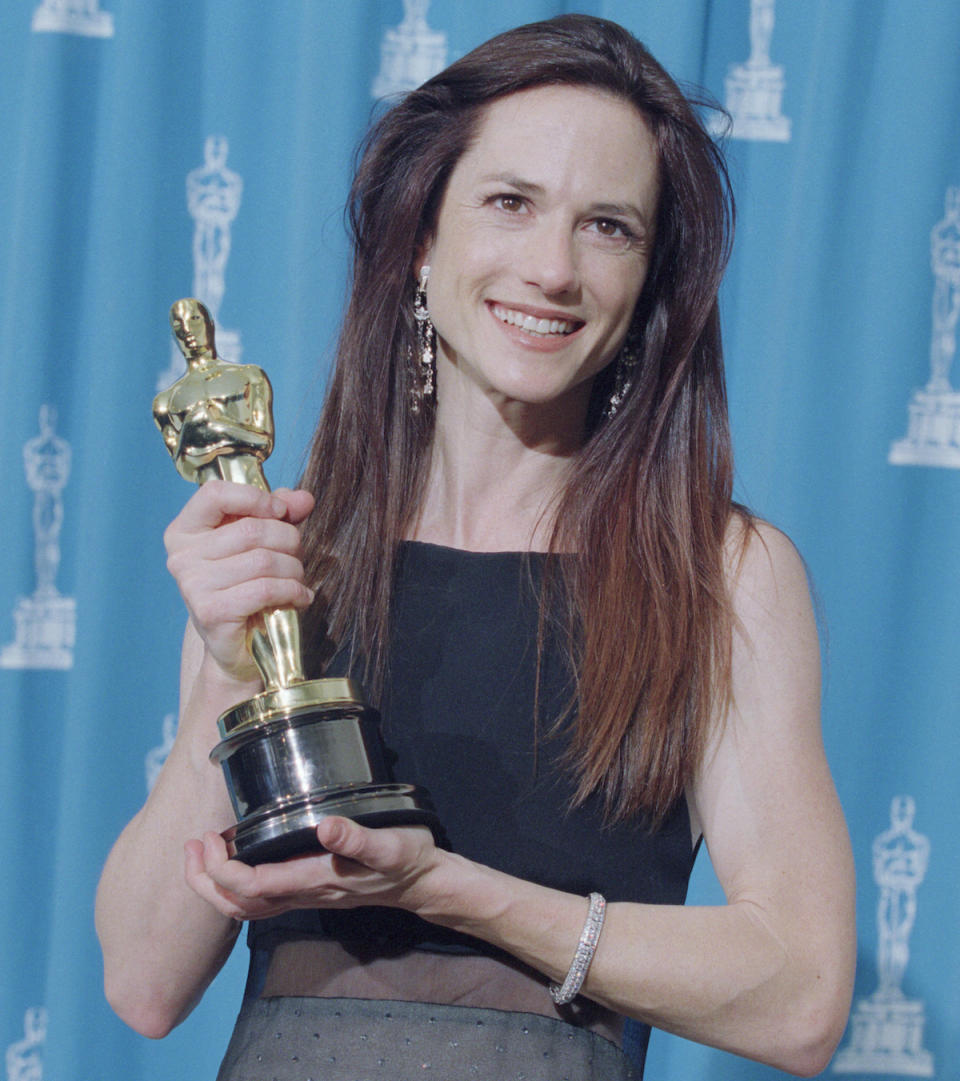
[{"x1": 492, "y1": 304, "x2": 575, "y2": 336}]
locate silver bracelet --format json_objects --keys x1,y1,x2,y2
[{"x1": 549, "y1": 892, "x2": 607, "y2": 1005}]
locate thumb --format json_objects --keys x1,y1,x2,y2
[{"x1": 316, "y1": 816, "x2": 399, "y2": 871}]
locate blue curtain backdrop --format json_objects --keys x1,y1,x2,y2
[{"x1": 2, "y1": 1, "x2": 958, "y2": 1078}]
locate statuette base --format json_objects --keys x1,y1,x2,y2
[
  {"x1": 211, "y1": 677, "x2": 441, "y2": 864},
  {"x1": 222, "y1": 783, "x2": 440, "y2": 864},
  {"x1": 833, "y1": 994, "x2": 934, "y2": 1076},
  {"x1": 889, "y1": 387, "x2": 960, "y2": 468},
  {"x1": 0, "y1": 592, "x2": 76, "y2": 670}
]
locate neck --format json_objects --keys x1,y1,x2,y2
[
  {"x1": 411, "y1": 379, "x2": 589, "y2": 552},
  {"x1": 185, "y1": 347, "x2": 217, "y2": 367}
]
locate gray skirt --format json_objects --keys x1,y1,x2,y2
[{"x1": 216, "y1": 996, "x2": 643, "y2": 1081}]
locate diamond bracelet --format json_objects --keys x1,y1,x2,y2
[{"x1": 549, "y1": 892, "x2": 607, "y2": 1005}]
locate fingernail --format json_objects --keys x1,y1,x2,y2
[{"x1": 271, "y1": 498, "x2": 286, "y2": 516}]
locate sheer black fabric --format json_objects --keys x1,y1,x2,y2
[{"x1": 216, "y1": 998, "x2": 643, "y2": 1081}]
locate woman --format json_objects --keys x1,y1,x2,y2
[{"x1": 96, "y1": 14, "x2": 855, "y2": 1079}]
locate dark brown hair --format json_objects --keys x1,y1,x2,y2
[{"x1": 300, "y1": 14, "x2": 740, "y2": 823}]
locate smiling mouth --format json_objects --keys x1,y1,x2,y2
[{"x1": 490, "y1": 303, "x2": 581, "y2": 338}]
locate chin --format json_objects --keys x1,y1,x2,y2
[{"x1": 493, "y1": 380, "x2": 593, "y2": 414}]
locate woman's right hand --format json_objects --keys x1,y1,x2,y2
[{"x1": 163, "y1": 481, "x2": 316, "y2": 683}]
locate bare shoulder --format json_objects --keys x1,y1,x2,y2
[
  {"x1": 723, "y1": 515, "x2": 814, "y2": 644},
  {"x1": 724, "y1": 513, "x2": 807, "y2": 588},
  {"x1": 705, "y1": 513, "x2": 823, "y2": 770}
]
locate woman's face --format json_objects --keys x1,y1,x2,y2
[{"x1": 420, "y1": 84, "x2": 660, "y2": 418}]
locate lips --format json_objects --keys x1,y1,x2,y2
[{"x1": 490, "y1": 302, "x2": 583, "y2": 338}]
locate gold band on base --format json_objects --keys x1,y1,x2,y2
[{"x1": 549, "y1": 892, "x2": 607, "y2": 1005}]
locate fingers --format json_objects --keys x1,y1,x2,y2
[
  {"x1": 162, "y1": 482, "x2": 317, "y2": 675},
  {"x1": 174, "y1": 546, "x2": 313, "y2": 610},
  {"x1": 184, "y1": 836, "x2": 248, "y2": 919},
  {"x1": 166, "y1": 483, "x2": 314, "y2": 553},
  {"x1": 182, "y1": 820, "x2": 441, "y2": 922},
  {"x1": 185, "y1": 831, "x2": 335, "y2": 921},
  {"x1": 169, "y1": 480, "x2": 291, "y2": 536},
  {"x1": 214, "y1": 848, "x2": 331, "y2": 902},
  {"x1": 166, "y1": 484, "x2": 313, "y2": 590},
  {"x1": 169, "y1": 505, "x2": 313, "y2": 606},
  {"x1": 187, "y1": 580, "x2": 315, "y2": 642},
  {"x1": 272, "y1": 487, "x2": 316, "y2": 525},
  {"x1": 185, "y1": 514, "x2": 307, "y2": 562},
  {"x1": 184, "y1": 833, "x2": 294, "y2": 920}
]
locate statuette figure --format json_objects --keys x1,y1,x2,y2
[
  {"x1": 713, "y1": 0, "x2": 791, "y2": 142},
  {"x1": 890, "y1": 187, "x2": 960, "y2": 468},
  {"x1": 154, "y1": 299, "x2": 303, "y2": 688},
  {"x1": 4, "y1": 1007, "x2": 47, "y2": 1081},
  {"x1": 834, "y1": 796, "x2": 934, "y2": 1076},
  {"x1": 31, "y1": 0, "x2": 113, "y2": 37},
  {"x1": 1, "y1": 407, "x2": 76, "y2": 670},
  {"x1": 372, "y1": 0, "x2": 447, "y2": 100}
]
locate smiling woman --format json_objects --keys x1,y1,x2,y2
[
  {"x1": 420, "y1": 85, "x2": 658, "y2": 422},
  {"x1": 96, "y1": 13, "x2": 855, "y2": 1081}
]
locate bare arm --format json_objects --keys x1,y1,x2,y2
[
  {"x1": 94, "y1": 482, "x2": 316, "y2": 1037},
  {"x1": 440, "y1": 521, "x2": 855, "y2": 1072},
  {"x1": 95, "y1": 627, "x2": 250, "y2": 1037},
  {"x1": 185, "y1": 521, "x2": 854, "y2": 1075}
]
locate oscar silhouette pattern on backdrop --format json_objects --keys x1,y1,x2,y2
[
  {"x1": 834, "y1": 797, "x2": 934, "y2": 1077},
  {"x1": 890, "y1": 187, "x2": 960, "y2": 468},
  {"x1": 1, "y1": 406, "x2": 75, "y2": 671}
]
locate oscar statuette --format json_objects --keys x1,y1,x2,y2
[{"x1": 153, "y1": 298, "x2": 441, "y2": 863}]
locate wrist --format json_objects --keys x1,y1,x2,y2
[
  {"x1": 413, "y1": 850, "x2": 521, "y2": 933},
  {"x1": 179, "y1": 653, "x2": 262, "y2": 770},
  {"x1": 408, "y1": 853, "x2": 599, "y2": 990},
  {"x1": 197, "y1": 648, "x2": 263, "y2": 700},
  {"x1": 192, "y1": 625, "x2": 266, "y2": 687}
]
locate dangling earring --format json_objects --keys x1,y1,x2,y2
[
  {"x1": 605, "y1": 329, "x2": 641, "y2": 418},
  {"x1": 409, "y1": 265, "x2": 436, "y2": 415}
]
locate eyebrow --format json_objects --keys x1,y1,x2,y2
[
  {"x1": 477, "y1": 172, "x2": 652, "y2": 232},
  {"x1": 478, "y1": 172, "x2": 544, "y2": 196}
]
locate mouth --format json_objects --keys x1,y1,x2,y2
[{"x1": 490, "y1": 302, "x2": 582, "y2": 338}]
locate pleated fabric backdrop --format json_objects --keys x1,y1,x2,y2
[{"x1": 1, "y1": 1, "x2": 958, "y2": 1078}]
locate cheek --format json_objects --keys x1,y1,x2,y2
[
  {"x1": 595, "y1": 269, "x2": 647, "y2": 331},
  {"x1": 432, "y1": 217, "x2": 512, "y2": 280},
  {"x1": 424, "y1": 272, "x2": 461, "y2": 334},
  {"x1": 427, "y1": 240, "x2": 500, "y2": 325}
]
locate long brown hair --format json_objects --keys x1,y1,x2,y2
[{"x1": 300, "y1": 14, "x2": 739, "y2": 824}]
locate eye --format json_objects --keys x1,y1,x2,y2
[
  {"x1": 591, "y1": 217, "x2": 634, "y2": 240},
  {"x1": 492, "y1": 193, "x2": 527, "y2": 213}
]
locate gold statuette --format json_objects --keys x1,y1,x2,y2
[
  {"x1": 154, "y1": 299, "x2": 440, "y2": 863},
  {"x1": 155, "y1": 298, "x2": 302, "y2": 689}
]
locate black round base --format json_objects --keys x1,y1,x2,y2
[{"x1": 222, "y1": 782, "x2": 443, "y2": 864}]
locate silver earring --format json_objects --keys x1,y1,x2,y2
[
  {"x1": 409, "y1": 265, "x2": 436, "y2": 415},
  {"x1": 605, "y1": 330, "x2": 641, "y2": 418}
]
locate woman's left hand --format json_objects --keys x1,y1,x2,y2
[{"x1": 183, "y1": 816, "x2": 447, "y2": 922}]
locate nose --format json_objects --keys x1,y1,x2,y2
[{"x1": 521, "y1": 217, "x2": 579, "y2": 296}]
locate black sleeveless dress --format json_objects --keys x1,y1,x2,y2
[{"x1": 217, "y1": 543, "x2": 699, "y2": 1080}]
